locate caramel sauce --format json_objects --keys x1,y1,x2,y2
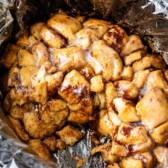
[
  {"x1": 61, "y1": 84, "x2": 90, "y2": 99},
  {"x1": 121, "y1": 126, "x2": 133, "y2": 137}
]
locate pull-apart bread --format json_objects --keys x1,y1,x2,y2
[{"x1": 1, "y1": 12, "x2": 168, "y2": 167}]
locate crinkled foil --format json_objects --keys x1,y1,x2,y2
[
  {"x1": 0, "y1": 0, "x2": 168, "y2": 167},
  {"x1": 115, "y1": 0, "x2": 168, "y2": 63}
]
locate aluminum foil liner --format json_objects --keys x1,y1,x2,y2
[{"x1": 0, "y1": 0, "x2": 168, "y2": 167}]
